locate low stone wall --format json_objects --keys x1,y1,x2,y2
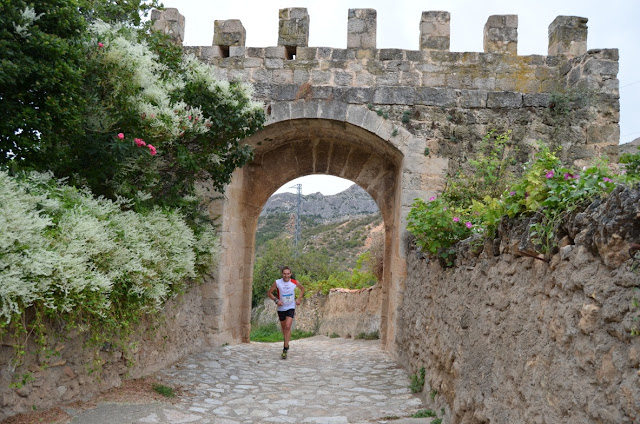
[
  {"x1": 252, "y1": 284, "x2": 382, "y2": 338},
  {"x1": 0, "y1": 284, "x2": 207, "y2": 421},
  {"x1": 396, "y1": 185, "x2": 640, "y2": 423}
]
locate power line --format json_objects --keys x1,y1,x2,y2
[
  {"x1": 620, "y1": 80, "x2": 640, "y2": 89},
  {"x1": 290, "y1": 183, "x2": 302, "y2": 257}
]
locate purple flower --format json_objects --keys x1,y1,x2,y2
[
  {"x1": 453, "y1": 217, "x2": 460, "y2": 222},
  {"x1": 545, "y1": 170, "x2": 554, "y2": 179},
  {"x1": 465, "y1": 222, "x2": 473, "y2": 229},
  {"x1": 525, "y1": 192, "x2": 529, "y2": 199},
  {"x1": 429, "y1": 196, "x2": 436, "y2": 201},
  {"x1": 563, "y1": 173, "x2": 573, "y2": 180},
  {"x1": 509, "y1": 191, "x2": 516, "y2": 196},
  {"x1": 603, "y1": 177, "x2": 613, "y2": 183}
]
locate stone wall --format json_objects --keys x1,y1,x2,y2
[
  {"x1": 396, "y1": 185, "x2": 640, "y2": 423},
  {"x1": 0, "y1": 284, "x2": 207, "y2": 421},
  {"x1": 252, "y1": 285, "x2": 382, "y2": 338}
]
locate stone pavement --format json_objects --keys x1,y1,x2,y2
[{"x1": 66, "y1": 336, "x2": 433, "y2": 424}]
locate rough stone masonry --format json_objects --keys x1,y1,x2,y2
[{"x1": 150, "y1": 2, "x2": 621, "y2": 362}]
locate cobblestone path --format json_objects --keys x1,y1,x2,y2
[{"x1": 68, "y1": 336, "x2": 428, "y2": 424}]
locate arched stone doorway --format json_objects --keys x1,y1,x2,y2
[{"x1": 203, "y1": 102, "x2": 448, "y2": 354}]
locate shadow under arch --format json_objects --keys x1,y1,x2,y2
[{"x1": 207, "y1": 106, "x2": 414, "y2": 352}]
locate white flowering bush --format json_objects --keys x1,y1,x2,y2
[
  {"x1": 71, "y1": 21, "x2": 265, "y2": 212},
  {"x1": 0, "y1": 171, "x2": 219, "y2": 330}
]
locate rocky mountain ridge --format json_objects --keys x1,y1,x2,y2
[{"x1": 260, "y1": 184, "x2": 379, "y2": 222}]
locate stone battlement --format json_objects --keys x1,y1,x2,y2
[{"x1": 152, "y1": 7, "x2": 589, "y2": 58}]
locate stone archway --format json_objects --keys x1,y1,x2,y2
[{"x1": 202, "y1": 102, "x2": 449, "y2": 355}]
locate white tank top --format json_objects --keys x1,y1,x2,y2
[{"x1": 275, "y1": 279, "x2": 297, "y2": 311}]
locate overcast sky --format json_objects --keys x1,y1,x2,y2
[{"x1": 161, "y1": 0, "x2": 639, "y2": 195}]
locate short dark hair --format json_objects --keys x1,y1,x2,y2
[{"x1": 281, "y1": 266, "x2": 291, "y2": 272}]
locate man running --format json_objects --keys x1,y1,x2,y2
[{"x1": 267, "y1": 266, "x2": 305, "y2": 359}]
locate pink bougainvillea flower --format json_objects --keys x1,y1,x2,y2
[
  {"x1": 453, "y1": 217, "x2": 460, "y2": 222},
  {"x1": 134, "y1": 138, "x2": 146, "y2": 147},
  {"x1": 603, "y1": 177, "x2": 613, "y2": 182},
  {"x1": 465, "y1": 222, "x2": 473, "y2": 229},
  {"x1": 98, "y1": 42, "x2": 104, "y2": 48},
  {"x1": 148, "y1": 144, "x2": 157, "y2": 156},
  {"x1": 429, "y1": 196, "x2": 436, "y2": 201},
  {"x1": 545, "y1": 170, "x2": 554, "y2": 179},
  {"x1": 117, "y1": 133, "x2": 124, "y2": 140}
]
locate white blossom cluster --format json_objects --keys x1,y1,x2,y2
[
  {"x1": 0, "y1": 171, "x2": 219, "y2": 324},
  {"x1": 13, "y1": 6, "x2": 43, "y2": 38},
  {"x1": 88, "y1": 21, "x2": 263, "y2": 144}
]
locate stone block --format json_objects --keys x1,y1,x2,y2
[
  {"x1": 278, "y1": 8, "x2": 310, "y2": 47},
  {"x1": 346, "y1": 104, "x2": 368, "y2": 126},
  {"x1": 270, "y1": 102, "x2": 290, "y2": 123},
  {"x1": 420, "y1": 11, "x2": 450, "y2": 52},
  {"x1": 548, "y1": 16, "x2": 588, "y2": 58},
  {"x1": 246, "y1": 47, "x2": 264, "y2": 57},
  {"x1": 229, "y1": 46, "x2": 245, "y2": 57},
  {"x1": 379, "y1": 49, "x2": 404, "y2": 61},
  {"x1": 265, "y1": 46, "x2": 286, "y2": 59},
  {"x1": 319, "y1": 101, "x2": 348, "y2": 122},
  {"x1": 272, "y1": 69, "x2": 294, "y2": 84},
  {"x1": 334, "y1": 70, "x2": 354, "y2": 86},
  {"x1": 213, "y1": 19, "x2": 246, "y2": 47},
  {"x1": 311, "y1": 70, "x2": 332, "y2": 84},
  {"x1": 483, "y1": 15, "x2": 518, "y2": 55},
  {"x1": 198, "y1": 46, "x2": 222, "y2": 61},
  {"x1": 309, "y1": 86, "x2": 333, "y2": 100},
  {"x1": 459, "y1": 90, "x2": 488, "y2": 108},
  {"x1": 523, "y1": 93, "x2": 551, "y2": 107},
  {"x1": 373, "y1": 87, "x2": 415, "y2": 105},
  {"x1": 272, "y1": 84, "x2": 298, "y2": 101},
  {"x1": 347, "y1": 9, "x2": 377, "y2": 49},
  {"x1": 415, "y1": 87, "x2": 456, "y2": 107},
  {"x1": 265, "y1": 58, "x2": 284, "y2": 69},
  {"x1": 583, "y1": 59, "x2": 619, "y2": 77},
  {"x1": 487, "y1": 91, "x2": 523, "y2": 108},
  {"x1": 296, "y1": 47, "x2": 317, "y2": 60},
  {"x1": 151, "y1": 8, "x2": 185, "y2": 44}
]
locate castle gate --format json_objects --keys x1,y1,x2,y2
[{"x1": 151, "y1": 8, "x2": 620, "y2": 353}]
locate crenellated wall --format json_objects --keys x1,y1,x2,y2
[{"x1": 152, "y1": 4, "x2": 622, "y2": 369}]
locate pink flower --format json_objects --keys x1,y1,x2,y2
[
  {"x1": 603, "y1": 177, "x2": 613, "y2": 183},
  {"x1": 134, "y1": 138, "x2": 146, "y2": 147},
  {"x1": 117, "y1": 133, "x2": 124, "y2": 140},
  {"x1": 148, "y1": 144, "x2": 157, "y2": 156},
  {"x1": 453, "y1": 217, "x2": 460, "y2": 222},
  {"x1": 509, "y1": 191, "x2": 516, "y2": 196},
  {"x1": 98, "y1": 42, "x2": 104, "y2": 48},
  {"x1": 429, "y1": 196, "x2": 436, "y2": 201},
  {"x1": 563, "y1": 173, "x2": 573, "y2": 180},
  {"x1": 545, "y1": 170, "x2": 554, "y2": 179},
  {"x1": 188, "y1": 115, "x2": 192, "y2": 120},
  {"x1": 465, "y1": 222, "x2": 473, "y2": 229}
]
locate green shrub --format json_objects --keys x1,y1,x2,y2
[
  {"x1": 152, "y1": 383, "x2": 175, "y2": 398},
  {"x1": 412, "y1": 409, "x2": 437, "y2": 418},
  {"x1": 0, "y1": 171, "x2": 219, "y2": 359},
  {"x1": 407, "y1": 131, "x2": 628, "y2": 260},
  {"x1": 409, "y1": 367, "x2": 426, "y2": 393},
  {"x1": 355, "y1": 331, "x2": 379, "y2": 340}
]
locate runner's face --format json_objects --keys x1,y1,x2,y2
[{"x1": 282, "y1": 269, "x2": 291, "y2": 281}]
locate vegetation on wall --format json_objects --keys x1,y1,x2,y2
[
  {"x1": 407, "y1": 131, "x2": 639, "y2": 264},
  {"x1": 0, "y1": 0, "x2": 265, "y2": 374}
]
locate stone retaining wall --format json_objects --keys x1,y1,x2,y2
[
  {"x1": 252, "y1": 285, "x2": 382, "y2": 338},
  {"x1": 396, "y1": 185, "x2": 640, "y2": 423},
  {"x1": 0, "y1": 284, "x2": 207, "y2": 421}
]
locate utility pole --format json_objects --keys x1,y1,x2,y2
[{"x1": 290, "y1": 183, "x2": 302, "y2": 257}]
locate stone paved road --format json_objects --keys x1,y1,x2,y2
[{"x1": 67, "y1": 336, "x2": 430, "y2": 424}]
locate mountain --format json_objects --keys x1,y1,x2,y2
[
  {"x1": 256, "y1": 184, "x2": 382, "y2": 270},
  {"x1": 260, "y1": 184, "x2": 379, "y2": 222}
]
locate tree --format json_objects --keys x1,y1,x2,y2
[{"x1": 1, "y1": 1, "x2": 265, "y2": 218}]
